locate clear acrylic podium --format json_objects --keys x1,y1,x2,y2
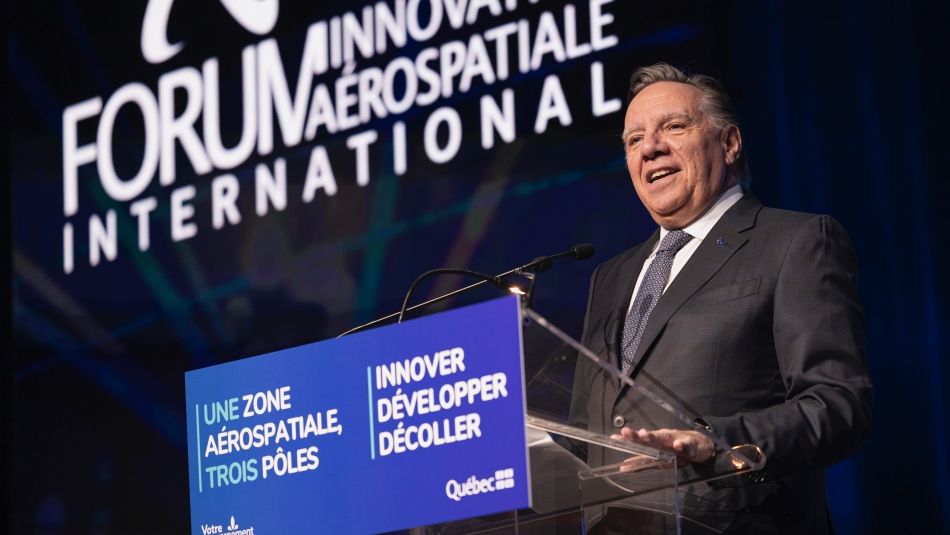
[{"x1": 416, "y1": 306, "x2": 765, "y2": 534}]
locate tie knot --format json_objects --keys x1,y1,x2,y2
[{"x1": 658, "y1": 230, "x2": 692, "y2": 254}]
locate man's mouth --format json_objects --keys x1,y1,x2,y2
[{"x1": 647, "y1": 168, "x2": 679, "y2": 183}]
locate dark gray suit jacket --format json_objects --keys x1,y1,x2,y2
[{"x1": 570, "y1": 195, "x2": 872, "y2": 534}]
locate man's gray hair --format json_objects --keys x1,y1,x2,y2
[{"x1": 628, "y1": 63, "x2": 751, "y2": 187}]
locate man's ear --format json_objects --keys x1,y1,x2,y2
[{"x1": 721, "y1": 124, "x2": 742, "y2": 165}]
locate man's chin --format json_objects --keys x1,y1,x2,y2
[{"x1": 647, "y1": 205, "x2": 693, "y2": 229}]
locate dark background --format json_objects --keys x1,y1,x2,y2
[{"x1": 7, "y1": 0, "x2": 949, "y2": 533}]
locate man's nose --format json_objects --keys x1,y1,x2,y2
[{"x1": 641, "y1": 131, "x2": 668, "y2": 160}]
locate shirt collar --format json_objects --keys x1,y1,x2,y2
[{"x1": 658, "y1": 184, "x2": 744, "y2": 244}]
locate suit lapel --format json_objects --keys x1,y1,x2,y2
[{"x1": 617, "y1": 196, "x2": 762, "y2": 398}]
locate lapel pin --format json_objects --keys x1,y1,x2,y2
[{"x1": 715, "y1": 238, "x2": 729, "y2": 248}]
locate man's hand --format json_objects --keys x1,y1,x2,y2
[{"x1": 611, "y1": 427, "x2": 716, "y2": 465}]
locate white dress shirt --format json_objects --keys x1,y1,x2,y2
[{"x1": 627, "y1": 184, "x2": 744, "y2": 313}]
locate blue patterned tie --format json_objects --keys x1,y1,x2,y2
[{"x1": 620, "y1": 230, "x2": 693, "y2": 375}]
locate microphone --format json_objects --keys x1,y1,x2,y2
[
  {"x1": 522, "y1": 243, "x2": 595, "y2": 273},
  {"x1": 338, "y1": 244, "x2": 595, "y2": 337},
  {"x1": 572, "y1": 243, "x2": 596, "y2": 259},
  {"x1": 518, "y1": 243, "x2": 595, "y2": 308}
]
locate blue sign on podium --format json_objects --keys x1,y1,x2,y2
[{"x1": 185, "y1": 296, "x2": 531, "y2": 534}]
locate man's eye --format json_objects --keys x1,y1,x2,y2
[
  {"x1": 669, "y1": 123, "x2": 685, "y2": 130},
  {"x1": 628, "y1": 136, "x2": 642, "y2": 146}
]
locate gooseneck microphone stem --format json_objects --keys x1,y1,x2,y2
[
  {"x1": 337, "y1": 243, "x2": 594, "y2": 337},
  {"x1": 397, "y1": 268, "x2": 503, "y2": 324},
  {"x1": 338, "y1": 267, "x2": 519, "y2": 338}
]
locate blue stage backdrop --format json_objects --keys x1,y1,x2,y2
[{"x1": 7, "y1": 0, "x2": 948, "y2": 533}]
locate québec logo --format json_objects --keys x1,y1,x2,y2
[
  {"x1": 445, "y1": 468, "x2": 516, "y2": 502},
  {"x1": 141, "y1": 0, "x2": 280, "y2": 63},
  {"x1": 200, "y1": 515, "x2": 256, "y2": 535}
]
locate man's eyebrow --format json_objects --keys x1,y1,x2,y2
[
  {"x1": 620, "y1": 112, "x2": 696, "y2": 141},
  {"x1": 660, "y1": 112, "x2": 694, "y2": 123}
]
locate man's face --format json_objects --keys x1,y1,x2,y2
[{"x1": 622, "y1": 81, "x2": 740, "y2": 229}]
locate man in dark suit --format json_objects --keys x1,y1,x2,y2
[{"x1": 570, "y1": 64, "x2": 872, "y2": 534}]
